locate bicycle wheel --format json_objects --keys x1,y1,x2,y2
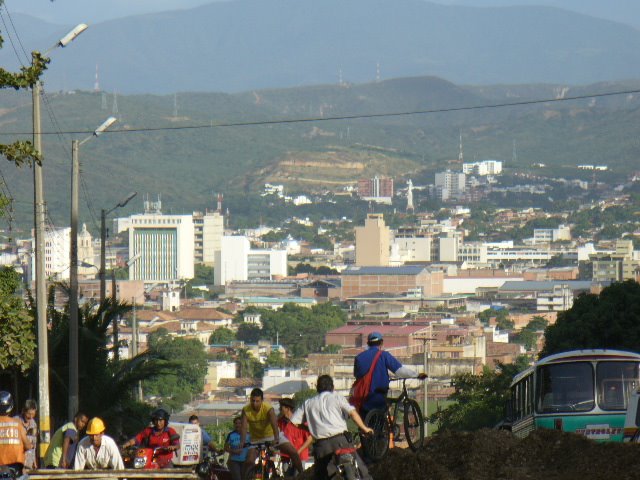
[
  {"x1": 362, "y1": 409, "x2": 390, "y2": 461},
  {"x1": 403, "y1": 399, "x2": 424, "y2": 451}
]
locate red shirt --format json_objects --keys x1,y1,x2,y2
[
  {"x1": 277, "y1": 417, "x2": 310, "y2": 461},
  {"x1": 134, "y1": 426, "x2": 180, "y2": 467}
]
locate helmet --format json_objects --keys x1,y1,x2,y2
[
  {"x1": 86, "y1": 417, "x2": 106, "y2": 435},
  {"x1": 151, "y1": 408, "x2": 170, "y2": 422},
  {"x1": 279, "y1": 398, "x2": 295, "y2": 410},
  {"x1": 0, "y1": 391, "x2": 13, "y2": 415},
  {"x1": 367, "y1": 332, "x2": 383, "y2": 344},
  {"x1": 196, "y1": 461, "x2": 210, "y2": 478}
]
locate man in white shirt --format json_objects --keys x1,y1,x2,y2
[
  {"x1": 291, "y1": 375, "x2": 373, "y2": 480},
  {"x1": 73, "y1": 417, "x2": 124, "y2": 471}
]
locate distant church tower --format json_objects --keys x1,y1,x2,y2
[{"x1": 406, "y1": 179, "x2": 414, "y2": 212}]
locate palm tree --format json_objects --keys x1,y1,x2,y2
[{"x1": 47, "y1": 284, "x2": 173, "y2": 436}]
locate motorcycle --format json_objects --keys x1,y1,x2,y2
[{"x1": 122, "y1": 445, "x2": 175, "y2": 469}]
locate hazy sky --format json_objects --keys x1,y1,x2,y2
[{"x1": 5, "y1": 0, "x2": 639, "y2": 29}]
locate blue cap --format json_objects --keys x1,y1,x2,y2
[{"x1": 367, "y1": 332, "x2": 383, "y2": 343}]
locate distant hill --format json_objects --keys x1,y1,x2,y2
[
  {"x1": 1, "y1": 75, "x2": 640, "y2": 230},
  {"x1": 2, "y1": 0, "x2": 640, "y2": 93}
]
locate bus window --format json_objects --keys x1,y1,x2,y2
[
  {"x1": 537, "y1": 362, "x2": 594, "y2": 413},
  {"x1": 597, "y1": 361, "x2": 639, "y2": 411}
]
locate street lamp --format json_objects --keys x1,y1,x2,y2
[
  {"x1": 32, "y1": 22, "x2": 87, "y2": 459},
  {"x1": 99, "y1": 191, "x2": 137, "y2": 305},
  {"x1": 69, "y1": 116, "x2": 117, "y2": 419}
]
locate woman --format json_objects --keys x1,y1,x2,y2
[{"x1": 16, "y1": 399, "x2": 37, "y2": 469}]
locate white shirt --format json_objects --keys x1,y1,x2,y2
[
  {"x1": 73, "y1": 434, "x2": 124, "y2": 470},
  {"x1": 291, "y1": 391, "x2": 354, "y2": 440}
]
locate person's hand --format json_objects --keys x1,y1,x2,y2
[
  {"x1": 361, "y1": 426, "x2": 374, "y2": 435},
  {"x1": 418, "y1": 373, "x2": 428, "y2": 380}
]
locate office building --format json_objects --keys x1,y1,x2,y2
[{"x1": 355, "y1": 214, "x2": 390, "y2": 266}]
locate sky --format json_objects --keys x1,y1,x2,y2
[{"x1": 5, "y1": 0, "x2": 639, "y2": 29}]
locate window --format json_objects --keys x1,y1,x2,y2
[
  {"x1": 537, "y1": 362, "x2": 594, "y2": 413},
  {"x1": 597, "y1": 361, "x2": 639, "y2": 411}
]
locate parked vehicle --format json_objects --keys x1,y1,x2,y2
[{"x1": 505, "y1": 349, "x2": 640, "y2": 442}]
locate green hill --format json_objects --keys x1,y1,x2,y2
[{"x1": 1, "y1": 76, "x2": 639, "y2": 229}]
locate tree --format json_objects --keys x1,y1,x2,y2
[
  {"x1": 0, "y1": 12, "x2": 48, "y2": 166},
  {"x1": 236, "y1": 323, "x2": 263, "y2": 343},
  {"x1": 47, "y1": 292, "x2": 173, "y2": 435},
  {"x1": 265, "y1": 350, "x2": 286, "y2": 368},
  {"x1": 210, "y1": 327, "x2": 236, "y2": 345},
  {"x1": 144, "y1": 336, "x2": 209, "y2": 410},
  {"x1": 430, "y1": 358, "x2": 529, "y2": 431},
  {"x1": 540, "y1": 280, "x2": 640, "y2": 357},
  {"x1": 0, "y1": 267, "x2": 35, "y2": 394}
]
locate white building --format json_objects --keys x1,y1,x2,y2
[
  {"x1": 214, "y1": 236, "x2": 288, "y2": 286},
  {"x1": 462, "y1": 160, "x2": 503, "y2": 176},
  {"x1": 435, "y1": 170, "x2": 466, "y2": 199},
  {"x1": 533, "y1": 225, "x2": 571, "y2": 244},
  {"x1": 35, "y1": 227, "x2": 71, "y2": 281},
  {"x1": 128, "y1": 199, "x2": 194, "y2": 283}
]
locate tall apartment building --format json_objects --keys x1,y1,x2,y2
[
  {"x1": 193, "y1": 210, "x2": 224, "y2": 267},
  {"x1": 434, "y1": 170, "x2": 466, "y2": 201},
  {"x1": 355, "y1": 214, "x2": 390, "y2": 266},
  {"x1": 590, "y1": 239, "x2": 640, "y2": 282},
  {"x1": 128, "y1": 199, "x2": 194, "y2": 283},
  {"x1": 33, "y1": 227, "x2": 71, "y2": 281},
  {"x1": 357, "y1": 176, "x2": 394, "y2": 204}
]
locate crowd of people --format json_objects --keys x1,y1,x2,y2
[{"x1": 0, "y1": 331, "x2": 422, "y2": 479}]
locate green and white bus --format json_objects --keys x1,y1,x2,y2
[{"x1": 507, "y1": 349, "x2": 640, "y2": 442}]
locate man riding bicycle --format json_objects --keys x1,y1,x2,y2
[
  {"x1": 354, "y1": 332, "x2": 425, "y2": 416},
  {"x1": 239, "y1": 388, "x2": 303, "y2": 479}
]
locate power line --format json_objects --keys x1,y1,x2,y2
[{"x1": 1, "y1": 87, "x2": 639, "y2": 137}]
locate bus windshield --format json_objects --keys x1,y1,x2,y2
[
  {"x1": 596, "y1": 361, "x2": 639, "y2": 411},
  {"x1": 537, "y1": 362, "x2": 594, "y2": 413}
]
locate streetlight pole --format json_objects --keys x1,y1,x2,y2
[
  {"x1": 69, "y1": 116, "x2": 117, "y2": 419},
  {"x1": 99, "y1": 192, "x2": 137, "y2": 305},
  {"x1": 33, "y1": 22, "x2": 87, "y2": 460}
]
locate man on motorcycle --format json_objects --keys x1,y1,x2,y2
[
  {"x1": 291, "y1": 375, "x2": 373, "y2": 480},
  {"x1": 122, "y1": 408, "x2": 180, "y2": 468},
  {"x1": 0, "y1": 391, "x2": 32, "y2": 478}
]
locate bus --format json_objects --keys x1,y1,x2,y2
[{"x1": 506, "y1": 349, "x2": 640, "y2": 442}]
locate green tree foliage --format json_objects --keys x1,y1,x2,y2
[
  {"x1": 144, "y1": 336, "x2": 209, "y2": 410},
  {"x1": 0, "y1": 267, "x2": 35, "y2": 374},
  {"x1": 236, "y1": 323, "x2": 262, "y2": 343},
  {"x1": 540, "y1": 280, "x2": 640, "y2": 357},
  {"x1": 265, "y1": 350, "x2": 286, "y2": 368},
  {"x1": 47, "y1": 292, "x2": 173, "y2": 434},
  {"x1": 0, "y1": 11, "x2": 48, "y2": 167},
  {"x1": 259, "y1": 303, "x2": 346, "y2": 357},
  {"x1": 235, "y1": 349, "x2": 263, "y2": 378},
  {"x1": 209, "y1": 327, "x2": 236, "y2": 345},
  {"x1": 431, "y1": 358, "x2": 529, "y2": 431}
]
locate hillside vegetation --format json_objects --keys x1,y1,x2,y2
[{"x1": 1, "y1": 76, "x2": 640, "y2": 227}]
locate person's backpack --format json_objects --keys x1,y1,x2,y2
[{"x1": 349, "y1": 350, "x2": 383, "y2": 411}]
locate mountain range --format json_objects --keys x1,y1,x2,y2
[{"x1": 2, "y1": 0, "x2": 640, "y2": 94}]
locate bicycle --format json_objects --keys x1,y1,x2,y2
[
  {"x1": 361, "y1": 377, "x2": 425, "y2": 461},
  {"x1": 331, "y1": 431, "x2": 367, "y2": 480},
  {"x1": 252, "y1": 442, "x2": 283, "y2": 480}
]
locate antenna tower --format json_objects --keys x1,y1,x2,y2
[
  {"x1": 112, "y1": 91, "x2": 119, "y2": 116},
  {"x1": 458, "y1": 131, "x2": 464, "y2": 163},
  {"x1": 94, "y1": 64, "x2": 100, "y2": 92},
  {"x1": 173, "y1": 93, "x2": 178, "y2": 118}
]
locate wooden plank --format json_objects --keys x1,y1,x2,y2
[{"x1": 27, "y1": 469, "x2": 197, "y2": 479}]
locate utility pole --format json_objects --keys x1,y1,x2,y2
[
  {"x1": 418, "y1": 335, "x2": 436, "y2": 438},
  {"x1": 69, "y1": 140, "x2": 80, "y2": 418},
  {"x1": 112, "y1": 270, "x2": 118, "y2": 361},
  {"x1": 132, "y1": 296, "x2": 142, "y2": 401}
]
